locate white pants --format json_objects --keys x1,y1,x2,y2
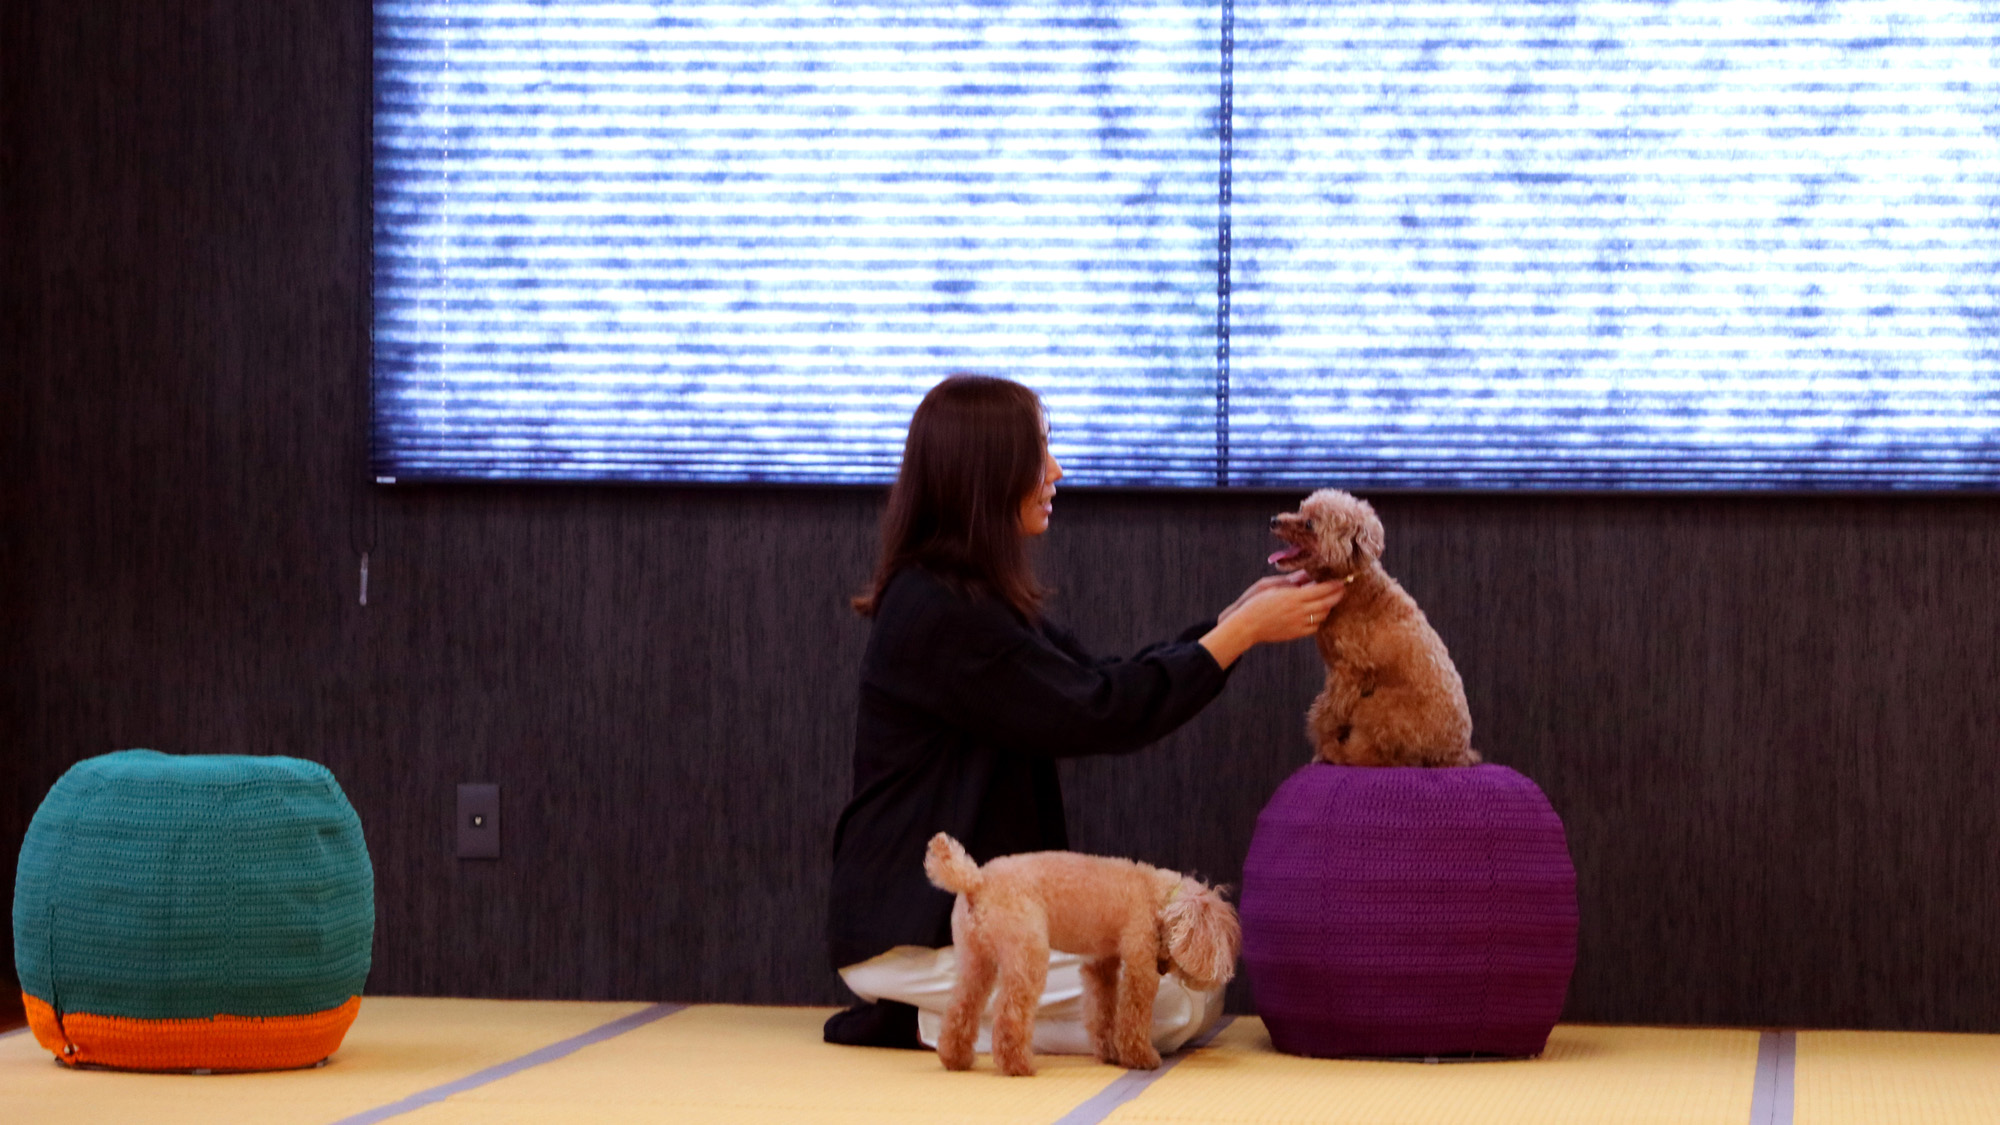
[{"x1": 838, "y1": 944, "x2": 1227, "y2": 1056}]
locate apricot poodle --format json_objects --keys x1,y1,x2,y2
[
  {"x1": 923, "y1": 833, "x2": 1240, "y2": 1077},
  {"x1": 1269, "y1": 488, "x2": 1478, "y2": 768}
]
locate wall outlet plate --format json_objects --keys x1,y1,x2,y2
[{"x1": 457, "y1": 783, "x2": 500, "y2": 859}]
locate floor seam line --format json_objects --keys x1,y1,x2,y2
[
  {"x1": 324, "y1": 1001, "x2": 687, "y2": 1125},
  {"x1": 1749, "y1": 1029, "x2": 1798, "y2": 1125},
  {"x1": 1775, "y1": 1030, "x2": 1796, "y2": 1125},
  {"x1": 1048, "y1": 1015, "x2": 1235, "y2": 1125}
]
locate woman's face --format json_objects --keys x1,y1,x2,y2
[{"x1": 1018, "y1": 420, "x2": 1063, "y2": 537}]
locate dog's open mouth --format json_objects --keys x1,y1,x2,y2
[{"x1": 1267, "y1": 544, "x2": 1311, "y2": 571}]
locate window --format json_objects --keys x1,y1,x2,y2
[{"x1": 374, "y1": 1, "x2": 2000, "y2": 489}]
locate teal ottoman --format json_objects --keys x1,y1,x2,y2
[{"x1": 13, "y1": 750, "x2": 374, "y2": 1070}]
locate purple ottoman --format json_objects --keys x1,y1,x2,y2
[{"x1": 1241, "y1": 763, "x2": 1577, "y2": 1059}]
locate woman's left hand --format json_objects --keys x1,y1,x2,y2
[
  {"x1": 1200, "y1": 572, "x2": 1345, "y2": 669},
  {"x1": 1217, "y1": 571, "x2": 1310, "y2": 626}
]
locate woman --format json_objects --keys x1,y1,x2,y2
[{"x1": 824, "y1": 374, "x2": 1344, "y2": 1049}]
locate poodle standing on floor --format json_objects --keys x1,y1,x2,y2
[
  {"x1": 923, "y1": 833, "x2": 1240, "y2": 1077},
  {"x1": 1268, "y1": 488, "x2": 1479, "y2": 768}
]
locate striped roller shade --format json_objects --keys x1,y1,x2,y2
[
  {"x1": 373, "y1": 1, "x2": 2000, "y2": 491},
  {"x1": 373, "y1": 2, "x2": 1224, "y2": 485},
  {"x1": 1226, "y1": 0, "x2": 2000, "y2": 489}
]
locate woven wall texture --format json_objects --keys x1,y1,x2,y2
[{"x1": 5, "y1": 0, "x2": 2000, "y2": 1031}]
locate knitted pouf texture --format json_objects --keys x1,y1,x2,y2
[
  {"x1": 12, "y1": 749, "x2": 374, "y2": 1071},
  {"x1": 1241, "y1": 763, "x2": 1577, "y2": 1059}
]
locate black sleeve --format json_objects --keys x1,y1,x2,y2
[
  {"x1": 1040, "y1": 618, "x2": 1218, "y2": 669},
  {"x1": 888, "y1": 595, "x2": 1228, "y2": 759}
]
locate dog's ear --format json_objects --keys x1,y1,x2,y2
[
  {"x1": 1353, "y1": 498, "x2": 1385, "y2": 562},
  {"x1": 1162, "y1": 880, "x2": 1242, "y2": 991},
  {"x1": 1309, "y1": 502, "x2": 1349, "y2": 567}
]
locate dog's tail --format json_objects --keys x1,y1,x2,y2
[{"x1": 924, "y1": 832, "x2": 983, "y2": 897}]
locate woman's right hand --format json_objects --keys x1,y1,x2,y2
[{"x1": 1199, "y1": 573, "x2": 1346, "y2": 669}]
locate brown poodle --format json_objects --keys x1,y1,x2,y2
[
  {"x1": 923, "y1": 833, "x2": 1240, "y2": 1077},
  {"x1": 1269, "y1": 488, "x2": 1478, "y2": 768}
]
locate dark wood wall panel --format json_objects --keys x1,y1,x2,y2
[{"x1": 6, "y1": 0, "x2": 1999, "y2": 1031}]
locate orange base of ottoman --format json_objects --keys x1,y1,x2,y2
[{"x1": 24, "y1": 993, "x2": 362, "y2": 1072}]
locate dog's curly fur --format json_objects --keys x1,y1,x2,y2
[
  {"x1": 923, "y1": 833, "x2": 1240, "y2": 1077},
  {"x1": 1269, "y1": 489, "x2": 1478, "y2": 768}
]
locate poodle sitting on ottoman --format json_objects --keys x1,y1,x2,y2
[
  {"x1": 922, "y1": 833, "x2": 1240, "y2": 1077},
  {"x1": 1268, "y1": 488, "x2": 1478, "y2": 768}
]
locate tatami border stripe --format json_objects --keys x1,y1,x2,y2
[
  {"x1": 1749, "y1": 1030, "x2": 1796, "y2": 1125},
  {"x1": 327, "y1": 1001, "x2": 686, "y2": 1125},
  {"x1": 1049, "y1": 1016, "x2": 1236, "y2": 1125}
]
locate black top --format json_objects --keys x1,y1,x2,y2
[{"x1": 826, "y1": 565, "x2": 1230, "y2": 971}]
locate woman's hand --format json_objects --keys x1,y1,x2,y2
[
  {"x1": 1200, "y1": 573, "x2": 1345, "y2": 670},
  {"x1": 1216, "y1": 571, "x2": 1308, "y2": 626}
]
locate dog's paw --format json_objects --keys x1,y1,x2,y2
[{"x1": 1117, "y1": 1043, "x2": 1163, "y2": 1070}]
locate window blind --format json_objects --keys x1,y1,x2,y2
[
  {"x1": 374, "y1": 1, "x2": 2000, "y2": 490},
  {"x1": 373, "y1": 2, "x2": 1222, "y2": 485},
  {"x1": 1226, "y1": 0, "x2": 2000, "y2": 489}
]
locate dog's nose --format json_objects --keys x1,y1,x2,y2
[{"x1": 1269, "y1": 515, "x2": 1283, "y2": 529}]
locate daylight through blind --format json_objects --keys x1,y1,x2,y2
[
  {"x1": 1227, "y1": 0, "x2": 2000, "y2": 489},
  {"x1": 374, "y1": 1, "x2": 2000, "y2": 490},
  {"x1": 373, "y1": 2, "x2": 1221, "y2": 485}
]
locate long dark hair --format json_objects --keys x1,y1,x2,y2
[{"x1": 853, "y1": 374, "x2": 1048, "y2": 620}]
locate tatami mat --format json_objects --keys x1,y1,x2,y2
[
  {"x1": 1101, "y1": 1019, "x2": 1763, "y2": 1125},
  {"x1": 12, "y1": 999, "x2": 2000, "y2": 1125},
  {"x1": 391, "y1": 1004, "x2": 1129, "y2": 1125},
  {"x1": 0, "y1": 997, "x2": 650, "y2": 1125},
  {"x1": 1795, "y1": 1030, "x2": 2000, "y2": 1125}
]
